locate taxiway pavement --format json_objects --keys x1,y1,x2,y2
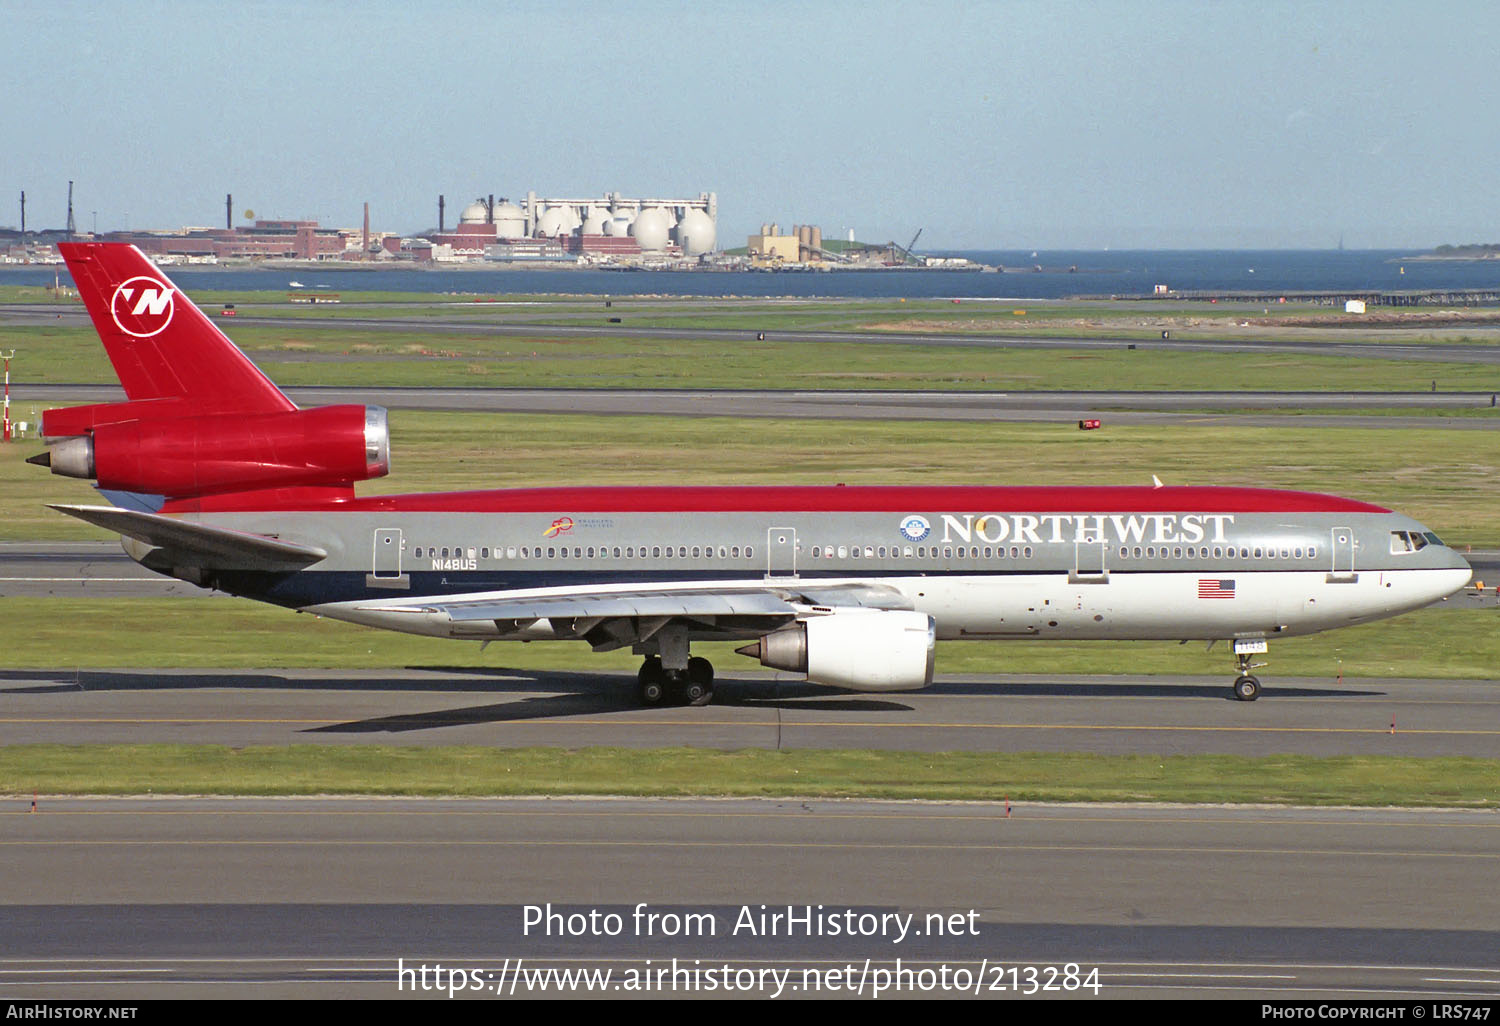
[
  {"x1": 13, "y1": 383, "x2": 1500, "y2": 430},
  {"x1": 1, "y1": 797, "x2": 1496, "y2": 999},
  {"x1": 2, "y1": 666, "x2": 1496, "y2": 757}
]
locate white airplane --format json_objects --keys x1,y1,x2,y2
[{"x1": 30, "y1": 243, "x2": 1472, "y2": 705}]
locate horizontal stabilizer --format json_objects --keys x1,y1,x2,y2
[{"x1": 48, "y1": 504, "x2": 327, "y2": 571}]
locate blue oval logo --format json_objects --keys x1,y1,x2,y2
[{"x1": 899, "y1": 515, "x2": 930, "y2": 542}]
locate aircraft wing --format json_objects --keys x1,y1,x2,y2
[
  {"x1": 355, "y1": 581, "x2": 914, "y2": 649},
  {"x1": 49, "y1": 504, "x2": 328, "y2": 572}
]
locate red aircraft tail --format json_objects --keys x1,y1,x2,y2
[
  {"x1": 58, "y1": 242, "x2": 295, "y2": 418},
  {"x1": 35, "y1": 244, "x2": 387, "y2": 506}
]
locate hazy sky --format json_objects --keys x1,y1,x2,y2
[{"x1": 3, "y1": 0, "x2": 1496, "y2": 249}]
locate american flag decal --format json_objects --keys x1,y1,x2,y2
[{"x1": 1198, "y1": 578, "x2": 1236, "y2": 599}]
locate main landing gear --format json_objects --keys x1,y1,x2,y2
[{"x1": 637, "y1": 655, "x2": 715, "y2": 707}]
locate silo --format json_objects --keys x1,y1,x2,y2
[{"x1": 810, "y1": 225, "x2": 822, "y2": 257}]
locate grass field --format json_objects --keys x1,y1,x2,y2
[
  {"x1": 7, "y1": 411, "x2": 1499, "y2": 542},
  {"x1": 0, "y1": 597, "x2": 1490, "y2": 678},
  {"x1": 4, "y1": 309, "x2": 1500, "y2": 392},
  {"x1": 2, "y1": 745, "x2": 1495, "y2": 806}
]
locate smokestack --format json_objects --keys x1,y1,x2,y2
[
  {"x1": 226, "y1": 193, "x2": 232, "y2": 230},
  {"x1": 362, "y1": 202, "x2": 370, "y2": 253},
  {"x1": 438, "y1": 195, "x2": 445, "y2": 233},
  {"x1": 66, "y1": 181, "x2": 76, "y2": 238},
  {"x1": 487, "y1": 194, "x2": 494, "y2": 224},
  {"x1": 19, "y1": 191, "x2": 24, "y2": 235}
]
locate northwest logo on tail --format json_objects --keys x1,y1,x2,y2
[{"x1": 109, "y1": 276, "x2": 176, "y2": 338}]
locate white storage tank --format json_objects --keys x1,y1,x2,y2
[
  {"x1": 631, "y1": 207, "x2": 671, "y2": 251},
  {"x1": 536, "y1": 205, "x2": 580, "y2": 237},
  {"x1": 492, "y1": 201, "x2": 526, "y2": 239},
  {"x1": 604, "y1": 209, "x2": 636, "y2": 236},
  {"x1": 580, "y1": 207, "x2": 610, "y2": 234},
  {"x1": 675, "y1": 208, "x2": 717, "y2": 255}
]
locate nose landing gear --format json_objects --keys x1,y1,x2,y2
[{"x1": 1231, "y1": 642, "x2": 1267, "y2": 701}]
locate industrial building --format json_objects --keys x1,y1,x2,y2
[{"x1": 428, "y1": 191, "x2": 718, "y2": 262}]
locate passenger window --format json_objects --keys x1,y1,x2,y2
[
  {"x1": 547, "y1": 547, "x2": 555, "y2": 558},
  {"x1": 732, "y1": 546, "x2": 740, "y2": 558},
  {"x1": 904, "y1": 545, "x2": 914, "y2": 558},
  {"x1": 1308, "y1": 545, "x2": 1317, "y2": 560},
  {"x1": 481, "y1": 547, "x2": 489, "y2": 558},
  {"x1": 746, "y1": 546, "x2": 754, "y2": 559},
  {"x1": 652, "y1": 546, "x2": 661, "y2": 558},
  {"x1": 1023, "y1": 547, "x2": 1033, "y2": 558},
  {"x1": 838, "y1": 546, "x2": 848, "y2": 559},
  {"x1": 1253, "y1": 547, "x2": 1263, "y2": 559},
  {"x1": 692, "y1": 546, "x2": 701, "y2": 558}
]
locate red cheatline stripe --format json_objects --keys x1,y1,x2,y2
[{"x1": 167, "y1": 484, "x2": 1391, "y2": 516}]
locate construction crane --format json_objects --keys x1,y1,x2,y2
[{"x1": 897, "y1": 227, "x2": 922, "y2": 266}]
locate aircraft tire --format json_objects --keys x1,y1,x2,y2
[
  {"x1": 638, "y1": 658, "x2": 668, "y2": 706},
  {"x1": 683, "y1": 657, "x2": 715, "y2": 706},
  {"x1": 1232, "y1": 675, "x2": 1261, "y2": 702}
]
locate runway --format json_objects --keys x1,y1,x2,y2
[
  {"x1": 2, "y1": 797, "x2": 1497, "y2": 998},
  {"x1": 8, "y1": 302, "x2": 1500, "y2": 365},
  {"x1": 13, "y1": 383, "x2": 1500, "y2": 429},
  {"x1": 3, "y1": 666, "x2": 1497, "y2": 756}
]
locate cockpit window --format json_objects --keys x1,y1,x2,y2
[
  {"x1": 1424, "y1": 532, "x2": 1445, "y2": 547},
  {"x1": 1391, "y1": 531, "x2": 1431, "y2": 554}
]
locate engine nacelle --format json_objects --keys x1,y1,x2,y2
[
  {"x1": 738, "y1": 608, "x2": 936, "y2": 692},
  {"x1": 36, "y1": 405, "x2": 389, "y2": 498}
]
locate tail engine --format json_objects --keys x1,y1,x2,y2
[{"x1": 31, "y1": 404, "x2": 389, "y2": 499}]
